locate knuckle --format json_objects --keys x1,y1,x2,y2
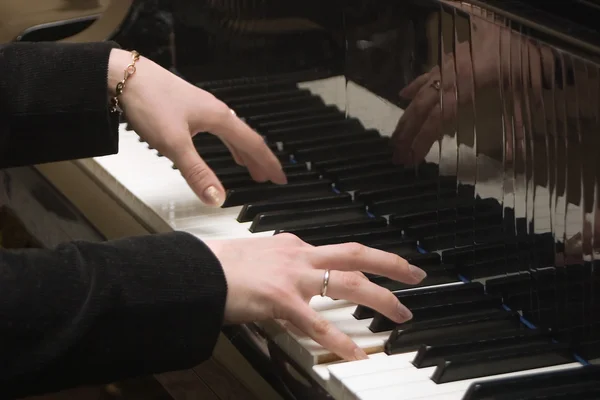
[
  {"x1": 271, "y1": 283, "x2": 295, "y2": 304},
  {"x1": 342, "y1": 242, "x2": 366, "y2": 258},
  {"x1": 395, "y1": 255, "x2": 410, "y2": 271},
  {"x1": 386, "y1": 290, "x2": 400, "y2": 308},
  {"x1": 183, "y1": 163, "x2": 212, "y2": 184},
  {"x1": 205, "y1": 99, "x2": 231, "y2": 130},
  {"x1": 342, "y1": 273, "x2": 362, "y2": 292},
  {"x1": 311, "y1": 316, "x2": 331, "y2": 336},
  {"x1": 276, "y1": 232, "x2": 304, "y2": 246}
]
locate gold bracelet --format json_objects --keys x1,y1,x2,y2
[{"x1": 110, "y1": 50, "x2": 140, "y2": 114}]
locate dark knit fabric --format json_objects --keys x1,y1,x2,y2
[
  {"x1": 0, "y1": 41, "x2": 121, "y2": 167},
  {"x1": 0, "y1": 42, "x2": 229, "y2": 398}
]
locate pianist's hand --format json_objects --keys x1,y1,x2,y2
[
  {"x1": 205, "y1": 233, "x2": 427, "y2": 361},
  {"x1": 108, "y1": 49, "x2": 287, "y2": 207}
]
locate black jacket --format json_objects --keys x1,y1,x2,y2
[{"x1": 0, "y1": 41, "x2": 228, "y2": 398}]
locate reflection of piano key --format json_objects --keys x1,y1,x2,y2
[{"x1": 79, "y1": 72, "x2": 597, "y2": 399}]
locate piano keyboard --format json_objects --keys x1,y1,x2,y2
[{"x1": 76, "y1": 72, "x2": 599, "y2": 399}]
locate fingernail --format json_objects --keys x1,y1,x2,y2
[
  {"x1": 397, "y1": 302, "x2": 413, "y2": 321},
  {"x1": 409, "y1": 264, "x2": 427, "y2": 281},
  {"x1": 353, "y1": 348, "x2": 369, "y2": 360},
  {"x1": 204, "y1": 186, "x2": 223, "y2": 207}
]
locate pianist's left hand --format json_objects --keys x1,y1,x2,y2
[
  {"x1": 205, "y1": 233, "x2": 427, "y2": 361},
  {"x1": 108, "y1": 49, "x2": 288, "y2": 207}
]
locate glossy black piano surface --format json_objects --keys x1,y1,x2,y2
[
  {"x1": 17, "y1": 0, "x2": 600, "y2": 398},
  {"x1": 110, "y1": 1, "x2": 592, "y2": 397}
]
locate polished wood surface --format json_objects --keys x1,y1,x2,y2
[{"x1": 0, "y1": 0, "x2": 132, "y2": 43}]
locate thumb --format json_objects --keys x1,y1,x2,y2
[{"x1": 173, "y1": 143, "x2": 226, "y2": 207}]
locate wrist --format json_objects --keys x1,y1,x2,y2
[{"x1": 107, "y1": 48, "x2": 131, "y2": 97}]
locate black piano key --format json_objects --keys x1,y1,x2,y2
[
  {"x1": 275, "y1": 217, "x2": 388, "y2": 239},
  {"x1": 413, "y1": 328, "x2": 553, "y2": 368},
  {"x1": 245, "y1": 105, "x2": 341, "y2": 125},
  {"x1": 233, "y1": 95, "x2": 326, "y2": 116},
  {"x1": 452, "y1": 247, "x2": 539, "y2": 280},
  {"x1": 256, "y1": 112, "x2": 345, "y2": 131},
  {"x1": 205, "y1": 150, "x2": 290, "y2": 170},
  {"x1": 384, "y1": 310, "x2": 523, "y2": 355},
  {"x1": 213, "y1": 162, "x2": 308, "y2": 178},
  {"x1": 221, "y1": 170, "x2": 318, "y2": 190},
  {"x1": 303, "y1": 227, "x2": 406, "y2": 246},
  {"x1": 334, "y1": 167, "x2": 418, "y2": 191},
  {"x1": 249, "y1": 204, "x2": 368, "y2": 233},
  {"x1": 495, "y1": 382, "x2": 600, "y2": 400},
  {"x1": 462, "y1": 365, "x2": 600, "y2": 400},
  {"x1": 403, "y1": 252, "x2": 441, "y2": 266},
  {"x1": 366, "y1": 263, "x2": 458, "y2": 292},
  {"x1": 192, "y1": 133, "x2": 233, "y2": 147},
  {"x1": 323, "y1": 159, "x2": 399, "y2": 178},
  {"x1": 208, "y1": 81, "x2": 299, "y2": 99},
  {"x1": 420, "y1": 226, "x2": 507, "y2": 254},
  {"x1": 355, "y1": 282, "x2": 485, "y2": 321},
  {"x1": 311, "y1": 150, "x2": 393, "y2": 170},
  {"x1": 226, "y1": 88, "x2": 313, "y2": 108},
  {"x1": 485, "y1": 273, "x2": 532, "y2": 297},
  {"x1": 332, "y1": 163, "x2": 440, "y2": 192},
  {"x1": 196, "y1": 142, "x2": 279, "y2": 159},
  {"x1": 283, "y1": 129, "x2": 381, "y2": 151},
  {"x1": 575, "y1": 338, "x2": 600, "y2": 361},
  {"x1": 355, "y1": 178, "x2": 453, "y2": 204},
  {"x1": 367, "y1": 189, "x2": 457, "y2": 216},
  {"x1": 196, "y1": 69, "x2": 333, "y2": 91},
  {"x1": 402, "y1": 211, "x2": 503, "y2": 239},
  {"x1": 197, "y1": 69, "x2": 333, "y2": 91},
  {"x1": 432, "y1": 342, "x2": 575, "y2": 384},
  {"x1": 237, "y1": 193, "x2": 352, "y2": 222},
  {"x1": 369, "y1": 294, "x2": 503, "y2": 332},
  {"x1": 295, "y1": 137, "x2": 390, "y2": 162},
  {"x1": 223, "y1": 179, "x2": 333, "y2": 207},
  {"x1": 264, "y1": 118, "x2": 364, "y2": 142},
  {"x1": 442, "y1": 236, "x2": 535, "y2": 264}
]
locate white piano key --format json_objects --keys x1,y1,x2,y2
[{"x1": 350, "y1": 362, "x2": 581, "y2": 400}]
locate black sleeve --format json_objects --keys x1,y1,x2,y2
[
  {"x1": 0, "y1": 41, "x2": 121, "y2": 169},
  {"x1": 0, "y1": 231, "x2": 228, "y2": 399}
]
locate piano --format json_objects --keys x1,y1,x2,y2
[{"x1": 22, "y1": 0, "x2": 600, "y2": 398}]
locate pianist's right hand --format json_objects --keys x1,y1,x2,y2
[
  {"x1": 108, "y1": 49, "x2": 288, "y2": 207},
  {"x1": 205, "y1": 233, "x2": 427, "y2": 361}
]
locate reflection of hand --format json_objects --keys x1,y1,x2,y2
[
  {"x1": 108, "y1": 49, "x2": 287, "y2": 207},
  {"x1": 391, "y1": 16, "x2": 533, "y2": 165},
  {"x1": 205, "y1": 233, "x2": 427, "y2": 361}
]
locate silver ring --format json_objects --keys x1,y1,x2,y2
[
  {"x1": 430, "y1": 80, "x2": 441, "y2": 91},
  {"x1": 320, "y1": 269, "x2": 331, "y2": 297}
]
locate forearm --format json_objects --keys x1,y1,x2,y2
[
  {"x1": 0, "y1": 231, "x2": 227, "y2": 398},
  {"x1": 0, "y1": 42, "x2": 123, "y2": 168}
]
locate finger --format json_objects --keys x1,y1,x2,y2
[
  {"x1": 302, "y1": 270, "x2": 412, "y2": 324},
  {"x1": 400, "y1": 79, "x2": 441, "y2": 145},
  {"x1": 172, "y1": 140, "x2": 226, "y2": 206},
  {"x1": 409, "y1": 102, "x2": 443, "y2": 164},
  {"x1": 285, "y1": 299, "x2": 369, "y2": 361},
  {"x1": 221, "y1": 137, "x2": 245, "y2": 167},
  {"x1": 306, "y1": 243, "x2": 427, "y2": 284},
  {"x1": 328, "y1": 271, "x2": 368, "y2": 300},
  {"x1": 208, "y1": 104, "x2": 287, "y2": 185},
  {"x1": 399, "y1": 70, "x2": 432, "y2": 99},
  {"x1": 392, "y1": 82, "x2": 442, "y2": 164}
]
